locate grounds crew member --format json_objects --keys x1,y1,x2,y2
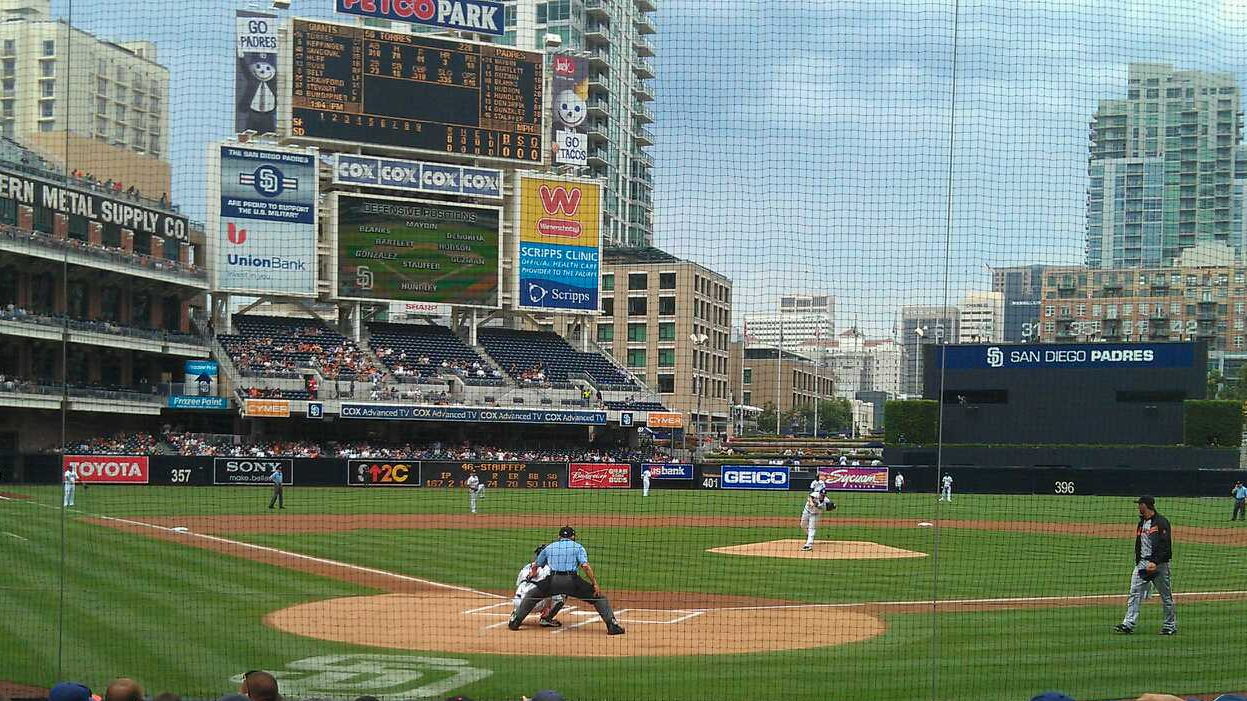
[
  {"x1": 1114, "y1": 495, "x2": 1176, "y2": 635},
  {"x1": 509, "y1": 526, "x2": 625, "y2": 635}
]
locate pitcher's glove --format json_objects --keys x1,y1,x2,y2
[
  {"x1": 1138, "y1": 566, "x2": 1157, "y2": 582},
  {"x1": 825, "y1": 500, "x2": 837, "y2": 511}
]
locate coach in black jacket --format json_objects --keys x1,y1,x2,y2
[{"x1": 1114, "y1": 496, "x2": 1176, "y2": 635}]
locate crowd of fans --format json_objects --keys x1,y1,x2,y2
[
  {"x1": 376, "y1": 349, "x2": 505, "y2": 383},
  {"x1": 509, "y1": 362, "x2": 548, "y2": 387},
  {"x1": 224, "y1": 330, "x2": 382, "y2": 381},
  {"x1": 63, "y1": 432, "x2": 159, "y2": 455}
]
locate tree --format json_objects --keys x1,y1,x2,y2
[{"x1": 1208, "y1": 370, "x2": 1224, "y2": 399}]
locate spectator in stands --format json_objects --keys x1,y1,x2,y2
[
  {"x1": 240, "y1": 671, "x2": 280, "y2": 701},
  {"x1": 104, "y1": 678, "x2": 144, "y2": 701}
]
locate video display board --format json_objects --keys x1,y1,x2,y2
[
  {"x1": 332, "y1": 192, "x2": 501, "y2": 306},
  {"x1": 289, "y1": 19, "x2": 543, "y2": 163}
]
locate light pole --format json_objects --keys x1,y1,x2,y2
[
  {"x1": 913, "y1": 325, "x2": 927, "y2": 398},
  {"x1": 776, "y1": 320, "x2": 783, "y2": 435},
  {"x1": 690, "y1": 333, "x2": 709, "y2": 454}
]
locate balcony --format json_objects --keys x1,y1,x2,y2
[
  {"x1": 635, "y1": 0, "x2": 655, "y2": 11},
  {"x1": 632, "y1": 34, "x2": 655, "y2": 57},
  {"x1": 585, "y1": 23, "x2": 610, "y2": 45},
  {"x1": 635, "y1": 125, "x2": 654, "y2": 146},
  {"x1": 587, "y1": 97, "x2": 609, "y2": 117},
  {"x1": 585, "y1": 0, "x2": 611, "y2": 19},
  {"x1": 633, "y1": 149, "x2": 654, "y2": 167},
  {"x1": 632, "y1": 79, "x2": 654, "y2": 102},
  {"x1": 633, "y1": 56, "x2": 655, "y2": 79},
  {"x1": 587, "y1": 47, "x2": 610, "y2": 70},
  {"x1": 586, "y1": 122, "x2": 608, "y2": 143},
  {"x1": 587, "y1": 147, "x2": 608, "y2": 166},
  {"x1": 588, "y1": 74, "x2": 610, "y2": 95},
  {"x1": 635, "y1": 14, "x2": 656, "y2": 34},
  {"x1": 634, "y1": 102, "x2": 654, "y2": 124}
]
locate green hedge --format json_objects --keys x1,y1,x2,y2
[
  {"x1": 884, "y1": 399, "x2": 939, "y2": 445},
  {"x1": 1183, "y1": 400, "x2": 1243, "y2": 447}
]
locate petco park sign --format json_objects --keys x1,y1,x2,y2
[
  {"x1": 939, "y1": 342, "x2": 1197, "y2": 371},
  {"x1": 63, "y1": 456, "x2": 150, "y2": 484}
]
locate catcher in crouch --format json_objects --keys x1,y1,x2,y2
[{"x1": 513, "y1": 544, "x2": 568, "y2": 627}]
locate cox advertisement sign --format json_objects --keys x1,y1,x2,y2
[
  {"x1": 816, "y1": 466, "x2": 890, "y2": 492},
  {"x1": 721, "y1": 465, "x2": 789, "y2": 490},
  {"x1": 334, "y1": 154, "x2": 503, "y2": 200},
  {"x1": 569, "y1": 463, "x2": 631, "y2": 489},
  {"x1": 516, "y1": 175, "x2": 601, "y2": 313},
  {"x1": 213, "y1": 458, "x2": 293, "y2": 485},
  {"x1": 211, "y1": 143, "x2": 319, "y2": 297},
  {"x1": 63, "y1": 456, "x2": 150, "y2": 484},
  {"x1": 645, "y1": 463, "x2": 694, "y2": 480}
]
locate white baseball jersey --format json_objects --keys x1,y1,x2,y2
[
  {"x1": 942, "y1": 475, "x2": 953, "y2": 489},
  {"x1": 802, "y1": 491, "x2": 831, "y2": 517},
  {"x1": 513, "y1": 562, "x2": 552, "y2": 607},
  {"x1": 642, "y1": 469, "x2": 651, "y2": 481},
  {"x1": 466, "y1": 475, "x2": 482, "y2": 492},
  {"x1": 809, "y1": 479, "x2": 827, "y2": 495},
  {"x1": 63, "y1": 470, "x2": 78, "y2": 489},
  {"x1": 895, "y1": 474, "x2": 904, "y2": 487}
]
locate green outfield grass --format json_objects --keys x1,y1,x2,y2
[{"x1": 2, "y1": 486, "x2": 1246, "y2": 701}]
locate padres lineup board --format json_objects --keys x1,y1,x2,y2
[{"x1": 289, "y1": 19, "x2": 544, "y2": 163}]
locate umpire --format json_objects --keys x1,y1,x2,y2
[
  {"x1": 1114, "y1": 496, "x2": 1176, "y2": 635},
  {"x1": 509, "y1": 526, "x2": 625, "y2": 635}
]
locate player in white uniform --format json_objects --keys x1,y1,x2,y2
[
  {"x1": 512, "y1": 545, "x2": 567, "y2": 627},
  {"x1": 799, "y1": 489, "x2": 834, "y2": 550},
  {"x1": 809, "y1": 476, "x2": 828, "y2": 497},
  {"x1": 62, "y1": 467, "x2": 78, "y2": 507},
  {"x1": 939, "y1": 474, "x2": 953, "y2": 502},
  {"x1": 466, "y1": 474, "x2": 485, "y2": 513},
  {"x1": 641, "y1": 466, "x2": 651, "y2": 497},
  {"x1": 894, "y1": 473, "x2": 904, "y2": 493}
]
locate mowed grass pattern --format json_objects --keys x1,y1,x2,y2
[{"x1": 2, "y1": 486, "x2": 1247, "y2": 701}]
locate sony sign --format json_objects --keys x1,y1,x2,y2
[{"x1": 213, "y1": 457, "x2": 293, "y2": 485}]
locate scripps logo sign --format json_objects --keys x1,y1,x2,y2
[{"x1": 986, "y1": 346, "x2": 1004, "y2": 368}]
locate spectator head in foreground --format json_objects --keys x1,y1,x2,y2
[
  {"x1": 1029, "y1": 694, "x2": 1075, "y2": 701},
  {"x1": 529, "y1": 692, "x2": 566, "y2": 701},
  {"x1": 49, "y1": 683, "x2": 93, "y2": 701},
  {"x1": 153, "y1": 693, "x2": 181, "y2": 701},
  {"x1": 241, "y1": 671, "x2": 280, "y2": 701},
  {"x1": 104, "y1": 679, "x2": 143, "y2": 701}
]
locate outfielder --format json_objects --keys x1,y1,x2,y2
[
  {"x1": 513, "y1": 544, "x2": 567, "y2": 627},
  {"x1": 466, "y1": 473, "x2": 485, "y2": 514},
  {"x1": 799, "y1": 489, "x2": 835, "y2": 551},
  {"x1": 641, "y1": 466, "x2": 651, "y2": 497},
  {"x1": 939, "y1": 474, "x2": 953, "y2": 502},
  {"x1": 894, "y1": 473, "x2": 904, "y2": 493},
  {"x1": 62, "y1": 465, "x2": 78, "y2": 507}
]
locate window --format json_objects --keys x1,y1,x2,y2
[
  {"x1": 115, "y1": 85, "x2": 126, "y2": 102},
  {"x1": 601, "y1": 274, "x2": 614, "y2": 291},
  {"x1": 626, "y1": 349, "x2": 646, "y2": 367},
  {"x1": 116, "y1": 104, "x2": 126, "y2": 121},
  {"x1": 658, "y1": 296, "x2": 675, "y2": 316},
  {"x1": 628, "y1": 272, "x2": 648, "y2": 290},
  {"x1": 655, "y1": 373, "x2": 675, "y2": 393},
  {"x1": 627, "y1": 323, "x2": 646, "y2": 342},
  {"x1": 2, "y1": 40, "x2": 12, "y2": 55},
  {"x1": 602, "y1": 298, "x2": 613, "y2": 315},
  {"x1": 40, "y1": 81, "x2": 53, "y2": 97},
  {"x1": 41, "y1": 40, "x2": 54, "y2": 57},
  {"x1": 37, "y1": 120, "x2": 53, "y2": 132},
  {"x1": 116, "y1": 66, "x2": 126, "y2": 82},
  {"x1": 95, "y1": 116, "x2": 106, "y2": 134},
  {"x1": 658, "y1": 348, "x2": 675, "y2": 367},
  {"x1": 596, "y1": 324, "x2": 613, "y2": 343},
  {"x1": 1044, "y1": 305, "x2": 1054, "y2": 318},
  {"x1": 97, "y1": 77, "x2": 107, "y2": 94},
  {"x1": 1, "y1": 101, "x2": 11, "y2": 118},
  {"x1": 742, "y1": 368, "x2": 752, "y2": 384},
  {"x1": 39, "y1": 100, "x2": 52, "y2": 118},
  {"x1": 658, "y1": 322, "x2": 675, "y2": 341},
  {"x1": 659, "y1": 272, "x2": 676, "y2": 289},
  {"x1": 2, "y1": 59, "x2": 13, "y2": 77},
  {"x1": 40, "y1": 61, "x2": 53, "y2": 78},
  {"x1": 627, "y1": 296, "x2": 646, "y2": 316}
]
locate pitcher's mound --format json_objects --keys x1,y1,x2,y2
[{"x1": 708, "y1": 539, "x2": 927, "y2": 560}]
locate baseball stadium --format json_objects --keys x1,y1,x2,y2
[{"x1": 4, "y1": 2, "x2": 1247, "y2": 701}]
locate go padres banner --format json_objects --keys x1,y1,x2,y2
[{"x1": 516, "y1": 175, "x2": 601, "y2": 313}]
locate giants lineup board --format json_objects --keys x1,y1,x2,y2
[{"x1": 290, "y1": 19, "x2": 544, "y2": 163}]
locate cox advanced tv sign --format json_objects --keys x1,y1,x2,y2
[{"x1": 720, "y1": 465, "x2": 789, "y2": 490}]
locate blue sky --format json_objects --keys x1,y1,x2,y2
[{"x1": 49, "y1": 0, "x2": 1247, "y2": 334}]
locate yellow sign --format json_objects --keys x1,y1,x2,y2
[{"x1": 517, "y1": 175, "x2": 602, "y2": 312}]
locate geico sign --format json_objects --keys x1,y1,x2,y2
[
  {"x1": 723, "y1": 470, "x2": 786, "y2": 485},
  {"x1": 64, "y1": 456, "x2": 149, "y2": 483},
  {"x1": 225, "y1": 461, "x2": 283, "y2": 472}
]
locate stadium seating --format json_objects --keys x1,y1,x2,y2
[
  {"x1": 218, "y1": 315, "x2": 379, "y2": 379},
  {"x1": 365, "y1": 323, "x2": 494, "y2": 381},
  {"x1": 237, "y1": 387, "x2": 312, "y2": 400},
  {"x1": 477, "y1": 328, "x2": 637, "y2": 388},
  {"x1": 603, "y1": 400, "x2": 668, "y2": 412}
]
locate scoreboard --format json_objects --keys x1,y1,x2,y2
[{"x1": 290, "y1": 19, "x2": 544, "y2": 163}]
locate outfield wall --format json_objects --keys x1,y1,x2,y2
[{"x1": 11, "y1": 455, "x2": 1246, "y2": 497}]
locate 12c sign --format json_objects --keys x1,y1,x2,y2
[
  {"x1": 348, "y1": 460, "x2": 421, "y2": 487},
  {"x1": 720, "y1": 465, "x2": 790, "y2": 490}
]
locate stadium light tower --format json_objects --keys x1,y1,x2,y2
[
  {"x1": 913, "y1": 326, "x2": 928, "y2": 398},
  {"x1": 690, "y1": 333, "x2": 709, "y2": 454}
]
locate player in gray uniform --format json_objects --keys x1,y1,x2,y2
[{"x1": 466, "y1": 474, "x2": 485, "y2": 514}]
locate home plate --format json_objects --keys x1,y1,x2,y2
[
  {"x1": 918, "y1": 522, "x2": 933, "y2": 527},
  {"x1": 707, "y1": 539, "x2": 927, "y2": 560}
]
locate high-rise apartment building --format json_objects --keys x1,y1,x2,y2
[
  {"x1": 1088, "y1": 63, "x2": 1243, "y2": 268},
  {"x1": 991, "y1": 264, "x2": 1046, "y2": 342},
  {"x1": 743, "y1": 294, "x2": 835, "y2": 351},
  {"x1": 957, "y1": 291, "x2": 1004, "y2": 343},
  {"x1": 499, "y1": 0, "x2": 655, "y2": 248},
  {"x1": 0, "y1": 0, "x2": 171, "y2": 197},
  {"x1": 899, "y1": 305, "x2": 958, "y2": 397}
]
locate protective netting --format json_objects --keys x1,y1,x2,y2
[{"x1": 2, "y1": 2, "x2": 1247, "y2": 701}]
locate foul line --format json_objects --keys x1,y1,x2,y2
[
  {"x1": 3, "y1": 531, "x2": 27, "y2": 540},
  {"x1": 702, "y1": 589, "x2": 1247, "y2": 613}
]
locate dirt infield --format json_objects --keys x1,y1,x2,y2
[
  {"x1": 709, "y1": 539, "x2": 928, "y2": 559},
  {"x1": 108, "y1": 513, "x2": 1247, "y2": 546},
  {"x1": 0, "y1": 680, "x2": 47, "y2": 698},
  {"x1": 265, "y1": 593, "x2": 887, "y2": 657},
  {"x1": 0, "y1": 492, "x2": 31, "y2": 500}
]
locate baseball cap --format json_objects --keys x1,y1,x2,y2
[
  {"x1": 558, "y1": 526, "x2": 576, "y2": 539},
  {"x1": 1136, "y1": 495, "x2": 1156, "y2": 507},
  {"x1": 1028, "y1": 693, "x2": 1075, "y2": 701},
  {"x1": 49, "y1": 683, "x2": 92, "y2": 701},
  {"x1": 1213, "y1": 695, "x2": 1247, "y2": 701},
  {"x1": 532, "y1": 692, "x2": 566, "y2": 701}
]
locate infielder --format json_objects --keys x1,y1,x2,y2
[
  {"x1": 894, "y1": 473, "x2": 904, "y2": 493},
  {"x1": 466, "y1": 473, "x2": 485, "y2": 514},
  {"x1": 939, "y1": 474, "x2": 953, "y2": 502},
  {"x1": 641, "y1": 466, "x2": 651, "y2": 497},
  {"x1": 799, "y1": 489, "x2": 835, "y2": 551},
  {"x1": 62, "y1": 465, "x2": 78, "y2": 507},
  {"x1": 513, "y1": 544, "x2": 567, "y2": 627}
]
